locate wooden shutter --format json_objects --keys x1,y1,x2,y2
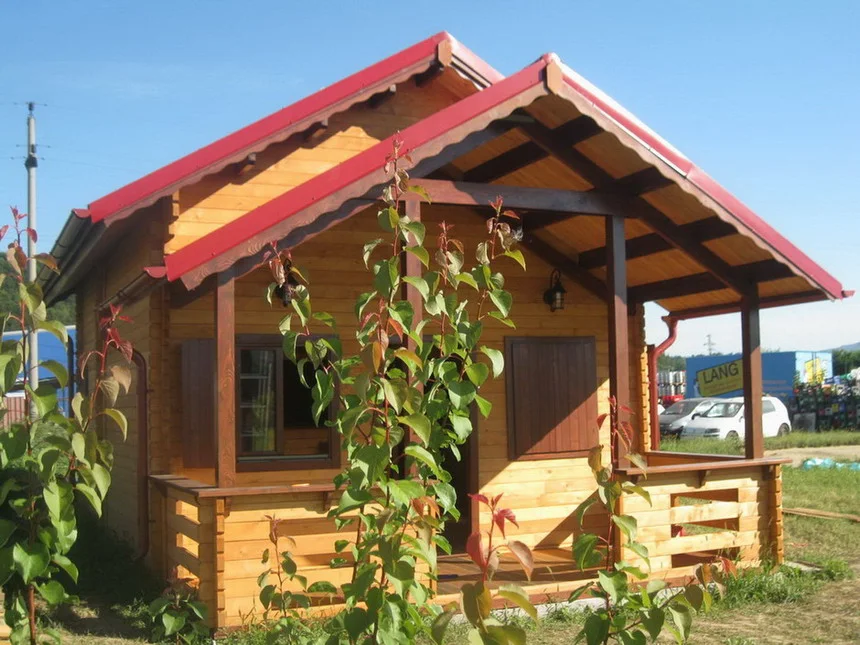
[
  {"x1": 506, "y1": 337, "x2": 598, "y2": 459},
  {"x1": 181, "y1": 339, "x2": 216, "y2": 469}
]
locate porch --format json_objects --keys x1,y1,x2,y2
[{"x1": 149, "y1": 450, "x2": 787, "y2": 627}]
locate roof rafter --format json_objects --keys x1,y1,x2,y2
[{"x1": 517, "y1": 118, "x2": 751, "y2": 294}]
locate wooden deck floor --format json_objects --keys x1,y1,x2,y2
[{"x1": 437, "y1": 548, "x2": 594, "y2": 596}]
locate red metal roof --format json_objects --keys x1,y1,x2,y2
[
  {"x1": 82, "y1": 32, "x2": 502, "y2": 225},
  {"x1": 62, "y1": 34, "x2": 847, "y2": 307}
]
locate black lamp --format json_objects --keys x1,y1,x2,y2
[{"x1": 543, "y1": 269, "x2": 566, "y2": 312}]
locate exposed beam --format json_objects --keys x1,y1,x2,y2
[
  {"x1": 611, "y1": 166, "x2": 674, "y2": 197},
  {"x1": 742, "y1": 293, "x2": 764, "y2": 459},
  {"x1": 669, "y1": 290, "x2": 828, "y2": 320},
  {"x1": 463, "y1": 115, "x2": 601, "y2": 183},
  {"x1": 215, "y1": 270, "x2": 236, "y2": 488},
  {"x1": 415, "y1": 178, "x2": 639, "y2": 217},
  {"x1": 414, "y1": 63, "x2": 444, "y2": 87},
  {"x1": 628, "y1": 260, "x2": 794, "y2": 304},
  {"x1": 517, "y1": 119, "x2": 749, "y2": 293},
  {"x1": 606, "y1": 215, "x2": 632, "y2": 463},
  {"x1": 368, "y1": 84, "x2": 397, "y2": 108},
  {"x1": 578, "y1": 217, "x2": 737, "y2": 270}
]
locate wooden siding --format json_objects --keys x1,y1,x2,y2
[
  {"x1": 167, "y1": 72, "x2": 469, "y2": 254},
  {"x1": 75, "y1": 198, "x2": 169, "y2": 552}
]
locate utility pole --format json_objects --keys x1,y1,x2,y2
[
  {"x1": 25, "y1": 102, "x2": 38, "y2": 404},
  {"x1": 704, "y1": 334, "x2": 716, "y2": 356}
]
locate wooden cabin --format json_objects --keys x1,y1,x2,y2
[{"x1": 43, "y1": 33, "x2": 849, "y2": 629}]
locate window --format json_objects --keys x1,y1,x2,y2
[
  {"x1": 236, "y1": 335, "x2": 337, "y2": 468},
  {"x1": 505, "y1": 337, "x2": 598, "y2": 460},
  {"x1": 704, "y1": 402, "x2": 742, "y2": 418},
  {"x1": 762, "y1": 400, "x2": 776, "y2": 414}
]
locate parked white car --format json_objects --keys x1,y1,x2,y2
[
  {"x1": 682, "y1": 396, "x2": 791, "y2": 440},
  {"x1": 658, "y1": 398, "x2": 717, "y2": 438}
]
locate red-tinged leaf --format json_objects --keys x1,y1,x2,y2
[
  {"x1": 489, "y1": 196, "x2": 503, "y2": 212},
  {"x1": 620, "y1": 403, "x2": 634, "y2": 415},
  {"x1": 502, "y1": 209, "x2": 520, "y2": 220},
  {"x1": 506, "y1": 540, "x2": 534, "y2": 580},
  {"x1": 493, "y1": 507, "x2": 518, "y2": 538},
  {"x1": 9, "y1": 206, "x2": 18, "y2": 219},
  {"x1": 596, "y1": 413, "x2": 608, "y2": 430},
  {"x1": 0, "y1": 225, "x2": 8, "y2": 240},
  {"x1": 608, "y1": 395, "x2": 617, "y2": 407},
  {"x1": 13, "y1": 207, "x2": 26, "y2": 221},
  {"x1": 491, "y1": 493, "x2": 504, "y2": 506},
  {"x1": 465, "y1": 532, "x2": 487, "y2": 572},
  {"x1": 118, "y1": 340, "x2": 133, "y2": 363},
  {"x1": 468, "y1": 493, "x2": 490, "y2": 507},
  {"x1": 719, "y1": 556, "x2": 737, "y2": 576},
  {"x1": 25, "y1": 228, "x2": 37, "y2": 243},
  {"x1": 387, "y1": 317, "x2": 404, "y2": 338}
]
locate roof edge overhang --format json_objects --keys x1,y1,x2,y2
[{"x1": 77, "y1": 32, "x2": 500, "y2": 230}]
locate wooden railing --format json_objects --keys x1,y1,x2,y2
[{"x1": 615, "y1": 454, "x2": 788, "y2": 580}]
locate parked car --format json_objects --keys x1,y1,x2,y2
[
  {"x1": 659, "y1": 398, "x2": 717, "y2": 438},
  {"x1": 682, "y1": 396, "x2": 791, "y2": 440}
]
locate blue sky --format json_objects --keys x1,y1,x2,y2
[{"x1": 2, "y1": 1, "x2": 858, "y2": 355}]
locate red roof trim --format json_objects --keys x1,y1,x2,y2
[
  {"x1": 85, "y1": 32, "x2": 495, "y2": 225},
  {"x1": 557, "y1": 67, "x2": 845, "y2": 301},
  {"x1": 164, "y1": 59, "x2": 549, "y2": 282}
]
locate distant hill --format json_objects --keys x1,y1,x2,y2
[{"x1": 834, "y1": 342, "x2": 860, "y2": 351}]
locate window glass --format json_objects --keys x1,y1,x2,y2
[
  {"x1": 703, "y1": 402, "x2": 743, "y2": 418},
  {"x1": 762, "y1": 400, "x2": 776, "y2": 414},
  {"x1": 664, "y1": 400, "x2": 700, "y2": 416},
  {"x1": 237, "y1": 339, "x2": 334, "y2": 461},
  {"x1": 238, "y1": 349, "x2": 277, "y2": 454}
]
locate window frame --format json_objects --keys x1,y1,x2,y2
[
  {"x1": 505, "y1": 336, "x2": 598, "y2": 461},
  {"x1": 235, "y1": 334, "x2": 340, "y2": 472}
]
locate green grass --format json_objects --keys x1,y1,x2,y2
[
  {"x1": 659, "y1": 429, "x2": 860, "y2": 456},
  {"x1": 782, "y1": 465, "x2": 860, "y2": 566}
]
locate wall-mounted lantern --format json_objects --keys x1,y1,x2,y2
[{"x1": 543, "y1": 269, "x2": 566, "y2": 312}]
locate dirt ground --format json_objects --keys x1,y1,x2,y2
[{"x1": 765, "y1": 444, "x2": 860, "y2": 467}]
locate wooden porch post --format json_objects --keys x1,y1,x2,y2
[
  {"x1": 606, "y1": 215, "x2": 631, "y2": 463},
  {"x1": 741, "y1": 292, "x2": 764, "y2": 459},
  {"x1": 215, "y1": 270, "x2": 236, "y2": 488}
]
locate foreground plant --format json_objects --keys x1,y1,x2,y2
[
  {"x1": 148, "y1": 574, "x2": 209, "y2": 644},
  {"x1": 262, "y1": 138, "x2": 525, "y2": 643},
  {"x1": 0, "y1": 207, "x2": 132, "y2": 643},
  {"x1": 568, "y1": 402, "x2": 729, "y2": 644}
]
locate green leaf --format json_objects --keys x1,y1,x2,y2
[
  {"x1": 641, "y1": 607, "x2": 665, "y2": 641},
  {"x1": 623, "y1": 483, "x2": 652, "y2": 506},
  {"x1": 0, "y1": 548, "x2": 14, "y2": 586},
  {"x1": 474, "y1": 394, "x2": 492, "y2": 418},
  {"x1": 402, "y1": 276, "x2": 430, "y2": 302},
  {"x1": 378, "y1": 206, "x2": 399, "y2": 233},
  {"x1": 454, "y1": 272, "x2": 479, "y2": 290},
  {"x1": 387, "y1": 479, "x2": 424, "y2": 507},
  {"x1": 447, "y1": 380, "x2": 476, "y2": 410},
  {"x1": 625, "y1": 541, "x2": 650, "y2": 562},
  {"x1": 12, "y1": 542, "x2": 50, "y2": 583},
  {"x1": 497, "y1": 583, "x2": 537, "y2": 621},
  {"x1": 583, "y1": 613, "x2": 610, "y2": 645},
  {"x1": 36, "y1": 320, "x2": 69, "y2": 345},
  {"x1": 162, "y1": 610, "x2": 186, "y2": 636},
  {"x1": 479, "y1": 346, "x2": 504, "y2": 378},
  {"x1": 401, "y1": 413, "x2": 431, "y2": 445},
  {"x1": 464, "y1": 362, "x2": 489, "y2": 387},
  {"x1": 668, "y1": 604, "x2": 692, "y2": 642},
  {"x1": 337, "y1": 488, "x2": 373, "y2": 513},
  {"x1": 100, "y1": 376, "x2": 120, "y2": 407},
  {"x1": 402, "y1": 219, "x2": 427, "y2": 244},
  {"x1": 52, "y1": 554, "x2": 79, "y2": 584},
  {"x1": 71, "y1": 392, "x2": 86, "y2": 425},
  {"x1": 627, "y1": 451, "x2": 648, "y2": 471},
  {"x1": 0, "y1": 519, "x2": 16, "y2": 549},
  {"x1": 503, "y1": 249, "x2": 527, "y2": 270},
  {"x1": 448, "y1": 413, "x2": 472, "y2": 441},
  {"x1": 39, "y1": 360, "x2": 68, "y2": 388},
  {"x1": 102, "y1": 408, "x2": 128, "y2": 439},
  {"x1": 431, "y1": 609, "x2": 456, "y2": 644},
  {"x1": 36, "y1": 580, "x2": 66, "y2": 605},
  {"x1": 489, "y1": 289, "x2": 513, "y2": 317},
  {"x1": 187, "y1": 600, "x2": 208, "y2": 620},
  {"x1": 433, "y1": 482, "x2": 457, "y2": 515},
  {"x1": 92, "y1": 462, "x2": 111, "y2": 498},
  {"x1": 404, "y1": 445, "x2": 441, "y2": 478},
  {"x1": 573, "y1": 533, "x2": 602, "y2": 571},
  {"x1": 380, "y1": 378, "x2": 407, "y2": 414},
  {"x1": 612, "y1": 514, "x2": 638, "y2": 542},
  {"x1": 598, "y1": 570, "x2": 627, "y2": 604},
  {"x1": 75, "y1": 483, "x2": 102, "y2": 516},
  {"x1": 362, "y1": 238, "x2": 384, "y2": 267},
  {"x1": 29, "y1": 383, "x2": 58, "y2": 417},
  {"x1": 487, "y1": 624, "x2": 527, "y2": 645},
  {"x1": 487, "y1": 311, "x2": 516, "y2": 328},
  {"x1": 619, "y1": 630, "x2": 647, "y2": 645},
  {"x1": 307, "y1": 581, "x2": 338, "y2": 594},
  {"x1": 405, "y1": 245, "x2": 430, "y2": 268}
]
